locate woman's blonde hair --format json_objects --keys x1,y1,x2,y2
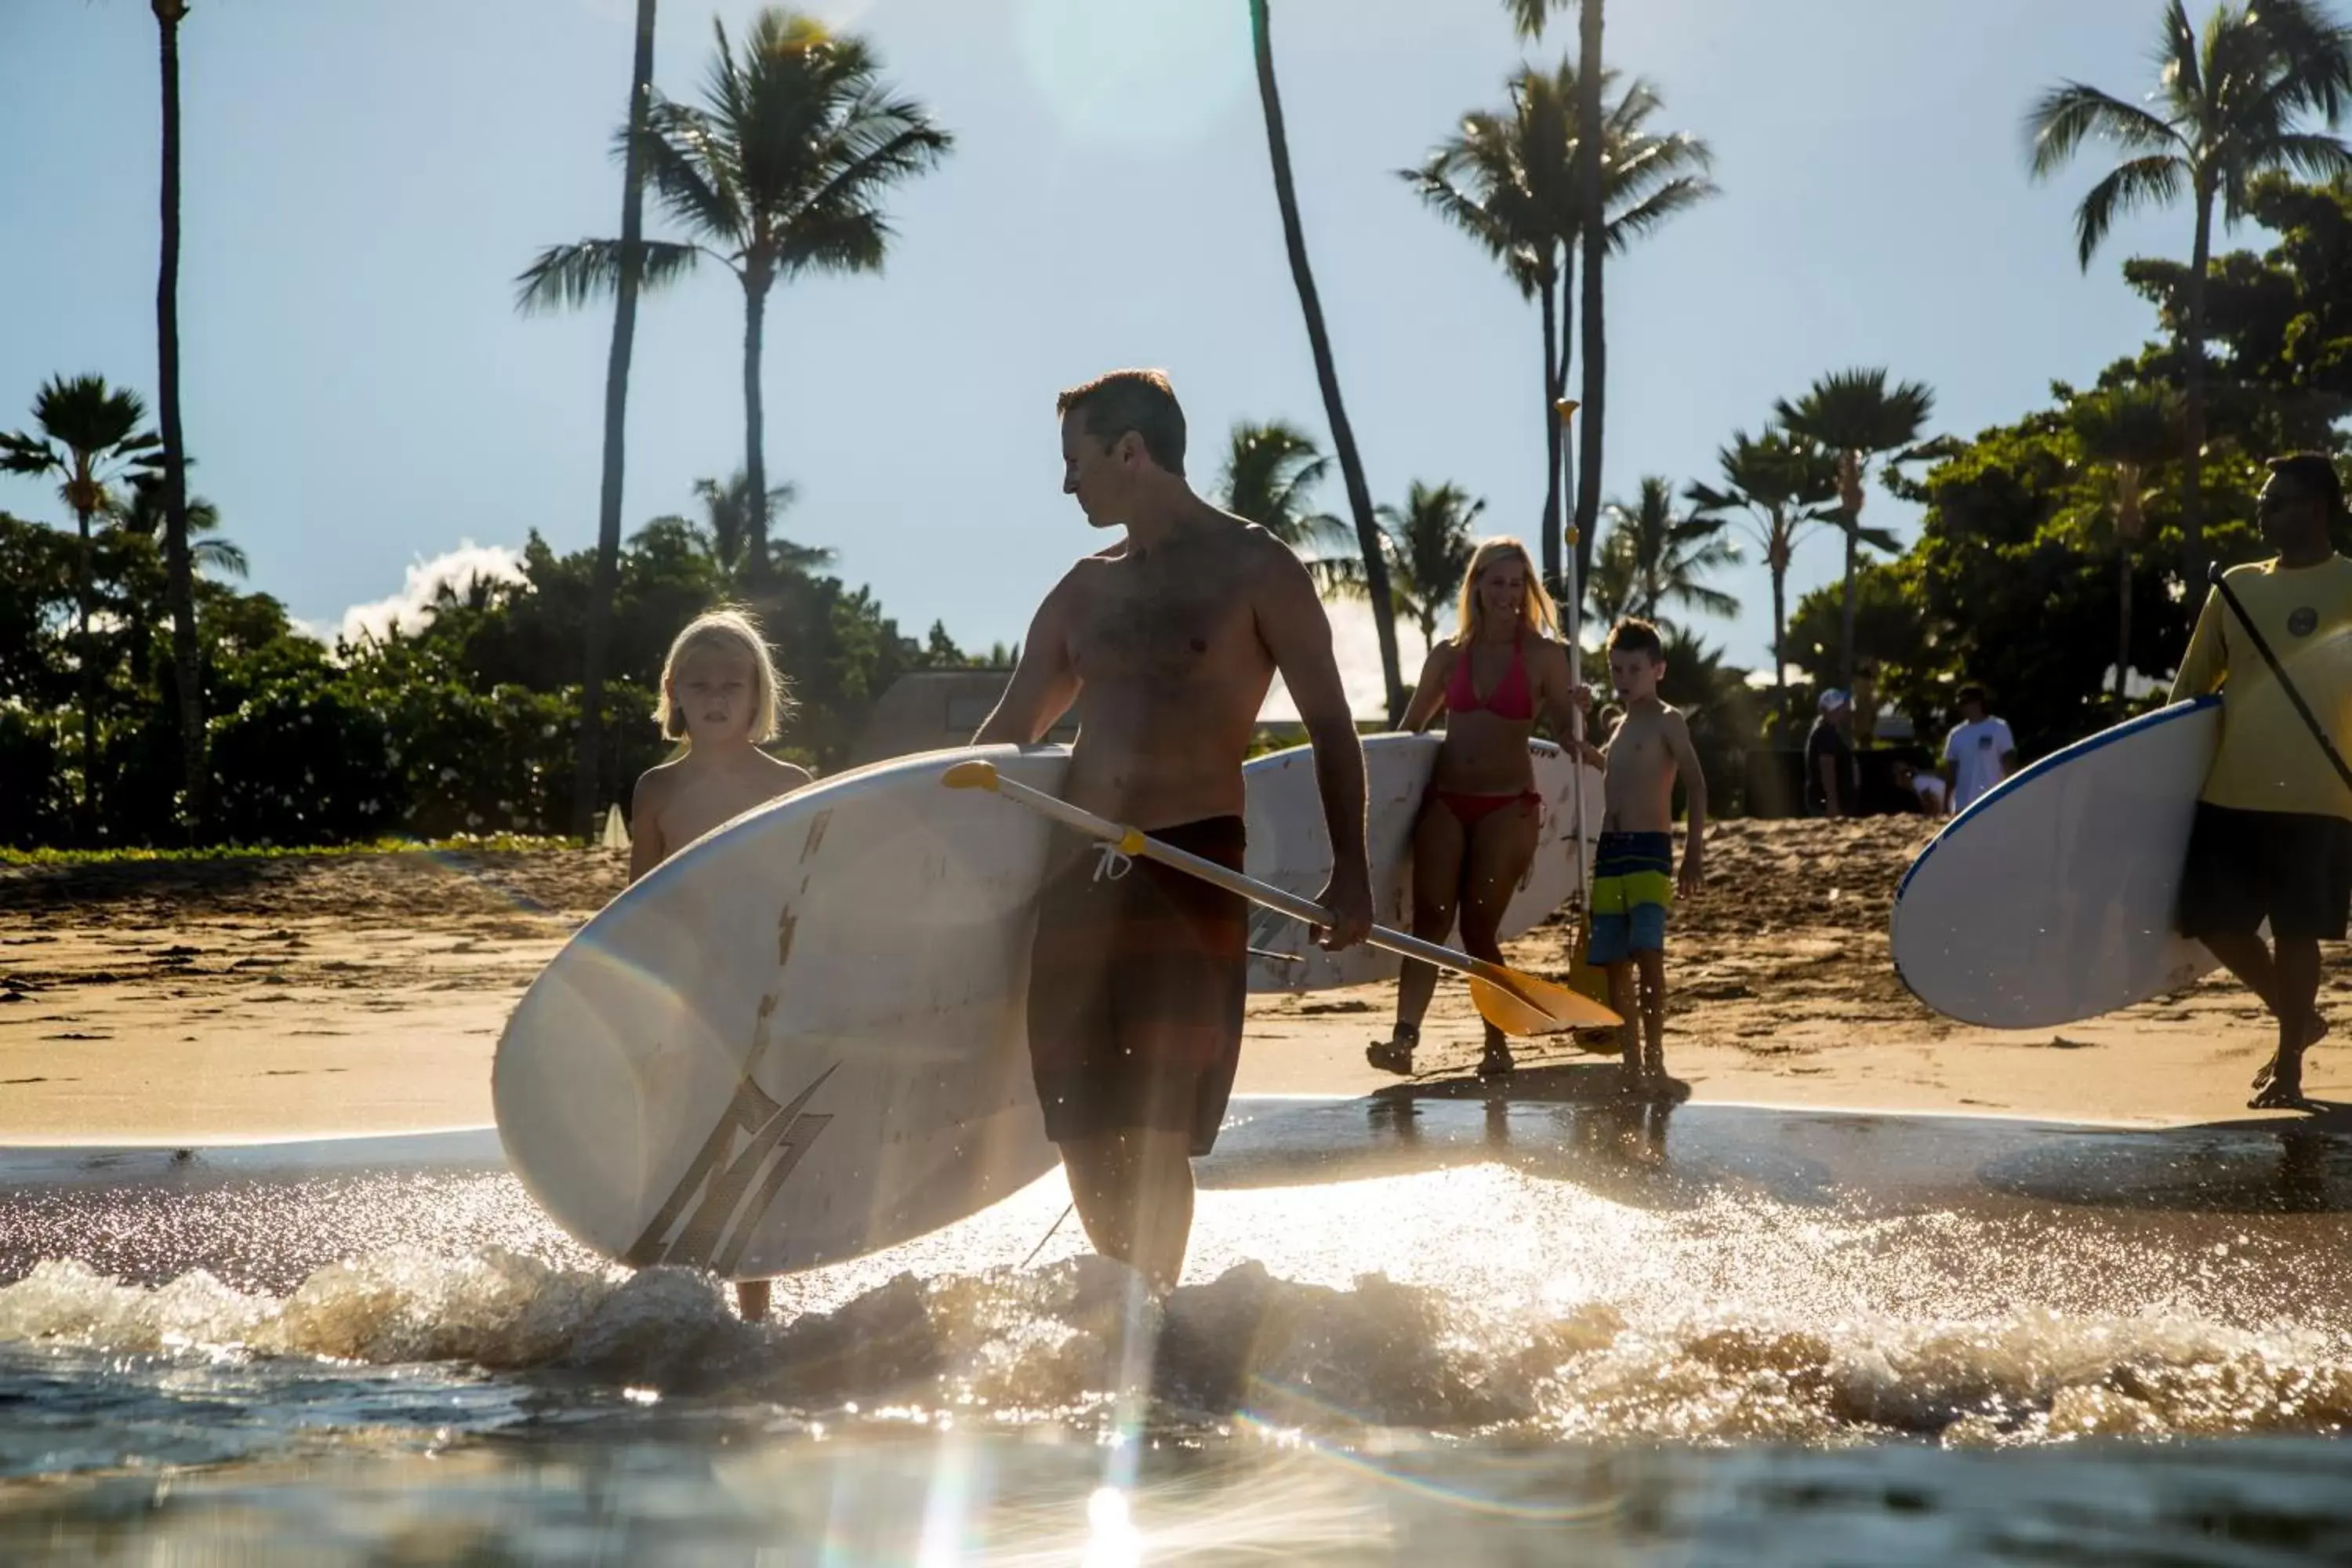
[
  {"x1": 656, "y1": 608, "x2": 788, "y2": 743},
  {"x1": 1451, "y1": 536, "x2": 1559, "y2": 645}
]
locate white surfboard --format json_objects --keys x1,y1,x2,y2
[
  {"x1": 1243, "y1": 733, "x2": 1603, "y2": 991},
  {"x1": 1889, "y1": 697, "x2": 2221, "y2": 1029}
]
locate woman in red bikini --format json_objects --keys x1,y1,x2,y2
[{"x1": 1368, "y1": 537, "x2": 1581, "y2": 1079}]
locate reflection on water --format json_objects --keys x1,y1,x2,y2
[{"x1": 0, "y1": 1095, "x2": 2347, "y2": 1561}]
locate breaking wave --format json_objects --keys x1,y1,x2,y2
[{"x1": 2, "y1": 1247, "x2": 2345, "y2": 1446}]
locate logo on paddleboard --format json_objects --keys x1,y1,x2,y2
[{"x1": 626, "y1": 996, "x2": 834, "y2": 1276}]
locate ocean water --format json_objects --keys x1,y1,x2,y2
[{"x1": 1, "y1": 1093, "x2": 2347, "y2": 1564}]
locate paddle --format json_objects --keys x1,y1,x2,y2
[{"x1": 941, "y1": 760, "x2": 1621, "y2": 1036}]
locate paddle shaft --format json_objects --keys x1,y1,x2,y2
[
  {"x1": 2207, "y1": 563, "x2": 2352, "y2": 795},
  {"x1": 978, "y1": 769, "x2": 1514, "y2": 983}
]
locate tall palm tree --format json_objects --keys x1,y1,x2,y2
[
  {"x1": 1251, "y1": 0, "x2": 1403, "y2": 720},
  {"x1": 557, "y1": 0, "x2": 659, "y2": 840},
  {"x1": 1599, "y1": 475, "x2": 1740, "y2": 629},
  {"x1": 1401, "y1": 67, "x2": 1573, "y2": 585},
  {"x1": 0, "y1": 375, "x2": 161, "y2": 828},
  {"x1": 519, "y1": 8, "x2": 952, "y2": 591},
  {"x1": 2068, "y1": 383, "x2": 2183, "y2": 706},
  {"x1": 1685, "y1": 428, "x2": 1839, "y2": 717},
  {"x1": 2026, "y1": 0, "x2": 2352, "y2": 575},
  {"x1": 1218, "y1": 420, "x2": 1348, "y2": 553},
  {"x1": 1320, "y1": 481, "x2": 1487, "y2": 648},
  {"x1": 151, "y1": 0, "x2": 201, "y2": 831},
  {"x1": 1405, "y1": 62, "x2": 1713, "y2": 597},
  {"x1": 1774, "y1": 368, "x2": 1935, "y2": 692}
]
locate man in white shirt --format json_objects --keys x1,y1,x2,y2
[{"x1": 1940, "y1": 684, "x2": 2019, "y2": 815}]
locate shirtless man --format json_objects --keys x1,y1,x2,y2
[
  {"x1": 975, "y1": 368, "x2": 1373, "y2": 1291},
  {"x1": 1573, "y1": 618, "x2": 1706, "y2": 1097}
]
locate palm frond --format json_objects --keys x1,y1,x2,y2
[
  {"x1": 514, "y1": 238, "x2": 705, "y2": 314},
  {"x1": 193, "y1": 538, "x2": 248, "y2": 578},
  {"x1": 2072, "y1": 153, "x2": 2190, "y2": 268},
  {"x1": 2024, "y1": 82, "x2": 2181, "y2": 180},
  {"x1": 1603, "y1": 174, "x2": 1719, "y2": 252}
]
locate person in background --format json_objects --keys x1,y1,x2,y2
[
  {"x1": 1806, "y1": 688, "x2": 1858, "y2": 817},
  {"x1": 1893, "y1": 760, "x2": 1948, "y2": 817},
  {"x1": 1940, "y1": 684, "x2": 2019, "y2": 815}
]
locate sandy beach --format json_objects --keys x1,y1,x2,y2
[{"x1": 1, "y1": 817, "x2": 2345, "y2": 1145}]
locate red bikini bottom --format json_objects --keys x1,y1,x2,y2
[{"x1": 1436, "y1": 789, "x2": 1541, "y2": 828}]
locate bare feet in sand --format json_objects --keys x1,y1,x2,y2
[{"x1": 2251, "y1": 1011, "x2": 2329, "y2": 1105}]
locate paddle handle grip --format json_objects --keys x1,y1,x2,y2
[{"x1": 942, "y1": 760, "x2": 1500, "y2": 982}]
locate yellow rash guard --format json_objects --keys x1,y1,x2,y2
[{"x1": 2169, "y1": 554, "x2": 2352, "y2": 821}]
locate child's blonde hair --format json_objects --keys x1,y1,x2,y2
[
  {"x1": 1452, "y1": 535, "x2": 1560, "y2": 645},
  {"x1": 656, "y1": 608, "x2": 787, "y2": 743}
]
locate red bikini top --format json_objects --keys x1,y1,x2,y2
[{"x1": 1446, "y1": 633, "x2": 1534, "y2": 721}]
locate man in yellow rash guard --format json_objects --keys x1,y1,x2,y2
[{"x1": 2169, "y1": 453, "x2": 2352, "y2": 1109}]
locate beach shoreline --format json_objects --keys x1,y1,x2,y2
[{"x1": 3, "y1": 819, "x2": 2345, "y2": 1145}]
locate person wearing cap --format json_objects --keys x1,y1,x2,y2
[
  {"x1": 1806, "y1": 688, "x2": 1859, "y2": 817},
  {"x1": 2169, "y1": 451, "x2": 2352, "y2": 1109}
]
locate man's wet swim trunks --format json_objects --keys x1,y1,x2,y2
[
  {"x1": 1025, "y1": 816, "x2": 1248, "y2": 1156},
  {"x1": 1586, "y1": 829, "x2": 1672, "y2": 964}
]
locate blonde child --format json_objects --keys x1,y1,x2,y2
[{"x1": 627, "y1": 608, "x2": 810, "y2": 1319}]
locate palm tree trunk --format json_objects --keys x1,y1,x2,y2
[
  {"x1": 573, "y1": 0, "x2": 658, "y2": 838},
  {"x1": 1570, "y1": 0, "x2": 1606, "y2": 598},
  {"x1": 1838, "y1": 521, "x2": 1859, "y2": 695},
  {"x1": 154, "y1": 0, "x2": 201, "y2": 840},
  {"x1": 1770, "y1": 547, "x2": 1789, "y2": 716},
  {"x1": 742, "y1": 273, "x2": 772, "y2": 589},
  {"x1": 1251, "y1": 0, "x2": 1404, "y2": 722},
  {"x1": 2181, "y1": 188, "x2": 2212, "y2": 580},
  {"x1": 2116, "y1": 543, "x2": 2132, "y2": 710},
  {"x1": 73, "y1": 501, "x2": 99, "y2": 838},
  {"x1": 1538, "y1": 274, "x2": 1562, "y2": 591}
]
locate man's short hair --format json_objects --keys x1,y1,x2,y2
[
  {"x1": 2267, "y1": 452, "x2": 2346, "y2": 516},
  {"x1": 1606, "y1": 617, "x2": 1664, "y2": 662},
  {"x1": 1058, "y1": 369, "x2": 1186, "y2": 475},
  {"x1": 1955, "y1": 682, "x2": 1988, "y2": 709}
]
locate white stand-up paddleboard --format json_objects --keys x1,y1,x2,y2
[
  {"x1": 495, "y1": 745, "x2": 1071, "y2": 1279},
  {"x1": 1889, "y1": 697, "x2": 2222, "y2": 1029},
  {"x1": 1243, "y1": 733, "x2": 1602, "y2": 991}
]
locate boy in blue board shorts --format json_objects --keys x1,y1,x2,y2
[{"x1": 1573, "y1": 619, "x2": 1708, "y2": 1098}]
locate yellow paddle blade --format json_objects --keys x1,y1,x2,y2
[
  {"x1": 941, "y1": 760, "x2": 1000, "y2": 792},
  {"x1": 1468, "y1": 966, "x2": 1621, "y2": 1036}
]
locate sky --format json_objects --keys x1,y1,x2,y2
[{"x1": 0, "y1": 0, "x2": 2269, "y2": 715}]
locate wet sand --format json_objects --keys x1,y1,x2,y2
[{"x1": 2, "y1": 819, "x2": 2347, "y2": 1142}]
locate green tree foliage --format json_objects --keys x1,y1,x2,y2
[
  {"x1": 0, "y1": 497, "x2": 971, "y2": 849},
  {"x1": 2025, "y1": 0, "x2": 2352, "y2": 572}
]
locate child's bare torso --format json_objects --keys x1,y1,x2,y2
[
  {"x1": 652, "y1": 750, "x2": 809, "y2": 851},
  {"x1": 1600, "y1": 701, "x2": 1683, "y2": 833}
]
